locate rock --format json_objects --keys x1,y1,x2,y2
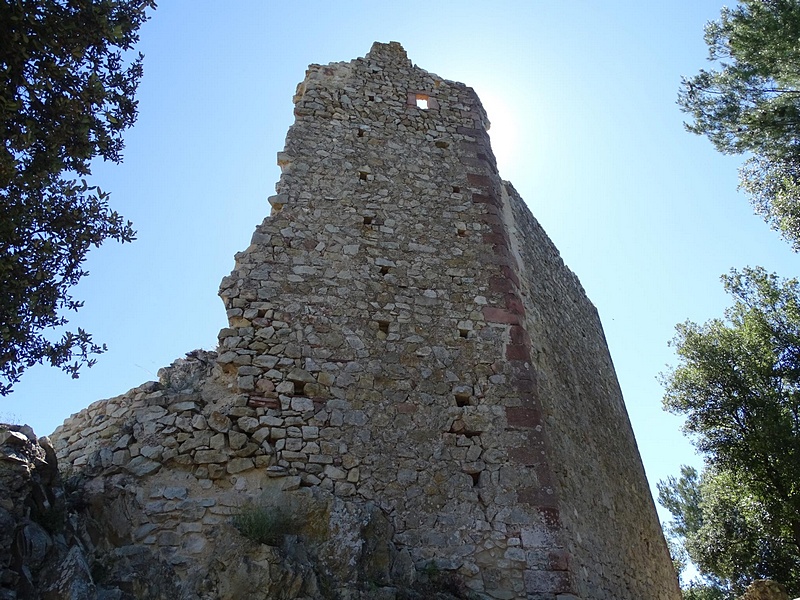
[
  {"x1": 207, "y1": 411, "x2": 232, "y2": 433},
  {"x1": 125, "y1": 456, "x2": 161, "y2": 477},
  {"x1": 163, "y1": 487, "x2": 188, "y2": 500},
  {"x1": 228, "y1": 430, "x2": 248, "y2": 450},
  {"x1": 194, "y1": 450, "x2": 228, "y2": 464},
  {"x1": 40, "y1": 546, "x2": 95, "y2": 600},
  {"x1": 741, "y1": 580, "x2": 790, "y2": 600},
  {"x1": 0, "y1": 430, "x2": 29, "y2": 446},
  {"x1": 169, "y1": 401, "x2": 198, "y2": 413},
  {"x1": 236, "y1": 416, "x2": 259, "y2": 433},
  {"x1": 226, "y1": 458, "x2": 254, "y2": 474},
  {"x1": 16, "y1": 522, "x2": 52, "y2": 572},
  {"x1": 287, "y1": 368, "x2": 316, "y2": 384},
  {"x1": 93, "y1": 545, "x2": 181, "y2": 600}
]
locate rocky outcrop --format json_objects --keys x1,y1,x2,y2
[{"x1": 0, "y1": 423, "x2": 95, "y2": 599}]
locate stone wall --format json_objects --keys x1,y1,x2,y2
[
  {"x1": 48, "y1": 356, "x2": 426, "y2": 599},
  {"x1": 48, "y1": 42, "x2": 680, "y2": 599},
  {"x1": 503, "y1": 182, "x2": 677, "y2": 597}
]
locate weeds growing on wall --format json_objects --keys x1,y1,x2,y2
[{"x1": 231, "y1": 503, "x2": 295, "y2": 546}]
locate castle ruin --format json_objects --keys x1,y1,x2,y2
[{"x1": 6, "y1": 42, "x2": 680, "y2": 599}]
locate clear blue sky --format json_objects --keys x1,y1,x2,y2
[{"x1": 4, "y1": 1, "x2": 798, "y2": 520}]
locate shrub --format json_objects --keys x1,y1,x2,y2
[{"x1": 231, "y1": 503, "x2": 295, "y2": 546}]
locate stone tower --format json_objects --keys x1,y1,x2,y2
[
  {"x1": 45, "y1": 42, "x2": 680, "y2": 600},
  {"x1": 216, "y1": 42, "x2": 679, "y2": 598}
]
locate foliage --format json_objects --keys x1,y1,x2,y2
[
  {"x1": 682, "y1": 581, "x2": 729, "y2": 600},
  {"x1": 0, "y1": 0, "x2": 156, "y2": 394},
  {"x1": 660, "y1": 465, "x2": 704, "y2": 543},
  {"x1": 660, "y1": 267, "x2": 800, "y2": 594},
  {"x1": 232, "y1": 503, "x2": 295, "y2": 546},
  {"x1": 678, "y1": 0, "x2": 800, "y2": 249},
  {"x1": 740, "y1": 155, "x2": 800, "y2": 248},
  {"x1": 659, "y1": 466, "x2": 799, "y2": 596}
]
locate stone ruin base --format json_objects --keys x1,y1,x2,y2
[{"x1": 1, "y1": 354, "x2": 477, "y2": 600}]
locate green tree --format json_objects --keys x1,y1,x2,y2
[
  {"x1": 679, "y1": 0, "x2": 800, "y2": 249},
  {"x1": 0, "y1": 0, "x2": 156, "y2": 394},
  {"x1": 682, "y1": 582, "x2": 728, "y2": 600},
  {"x1": 660, "y1": 267, "x2": 800, "y2": 594},
  {"x1": 659, "y1": 466, "x2": 799, "y2": 596}
]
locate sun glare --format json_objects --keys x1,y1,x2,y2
[{"x1": 477, "y1": 88, "x2": 519, "y2": 176}]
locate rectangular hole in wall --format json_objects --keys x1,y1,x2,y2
[
  {"x1": 452, "y1": 186, "x2": 460, "y2": 193},
  {"x1": 379, "y1": 265, "x2": 390, "y2": 276},
  {"x1": 468, "y1": 472, "x2": 480, "y2": 487},
  {"x1": 458, "y1": 328, "x2": 469, "y2": 338},
  {"x1": 363, "y1": 216, "x2": 373, "y2": 225},
  {"x1": 416, "y1": 94, "x2": 429, "y2": 110},
  {"x1": 377, "y1": 320, "x2": 390, "y2": 334},
  {"x1": 359, "y1": 171, "x2": 368, "y2": 181},
  {"x1": 454, "y1": 391, "x2": 471, "y2": 406}
]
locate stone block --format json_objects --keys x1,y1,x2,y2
[
  {"x1": 276, "y1": 380, "x2": 295, "y2": 395},
  {"x1": 323, "y1": 465, "x2": 346, "y2": 480},
  {"x1": 237, "y1": 416, "x2": 260, "y2": 433},
  {"x1": 170, "y1": 401, "x2": 198, "y2": 413},
  {"x1": 126, "y1": 456, "x2": 161, "y2": 477},
  {"x1": 210, "y1": 433, "x2": 226, "y2": 450},
  {"x1": 282, "y1": 476, "x2": 302, "y2": 491},
  {"x1": 252, "y1": 427, "x2": 270, "y2": 443},
  {"x1": 228, "y1": 430, "x2": 248, "y2": 450},
  {"x1": 163, "y1": 486, "x2": 188, "y2": 500},
  {"x1": 194, "y1": 450, "x2": 228, "y2": 464},
  {"x1": 309, "y1": 454, "x2": 333, "y2": 464},
  {"x1": 290, "y1": 397, "x2": 314, "y2": 412},
  {"x1": 288, "y1": 367, "x2": 316, "y2": 383},
  {"x1": 207, "y1": 411, "x2": 232, "y2": 433},
  {"x1": 178, "y1": 431, "x2": 211, "y2": 453},
  {"x1": 281, "y1": 451, "x2": 308, "y2": 461},
  {"x1": 226, "y1": 457, "x2": 254, "y2": 474}
]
